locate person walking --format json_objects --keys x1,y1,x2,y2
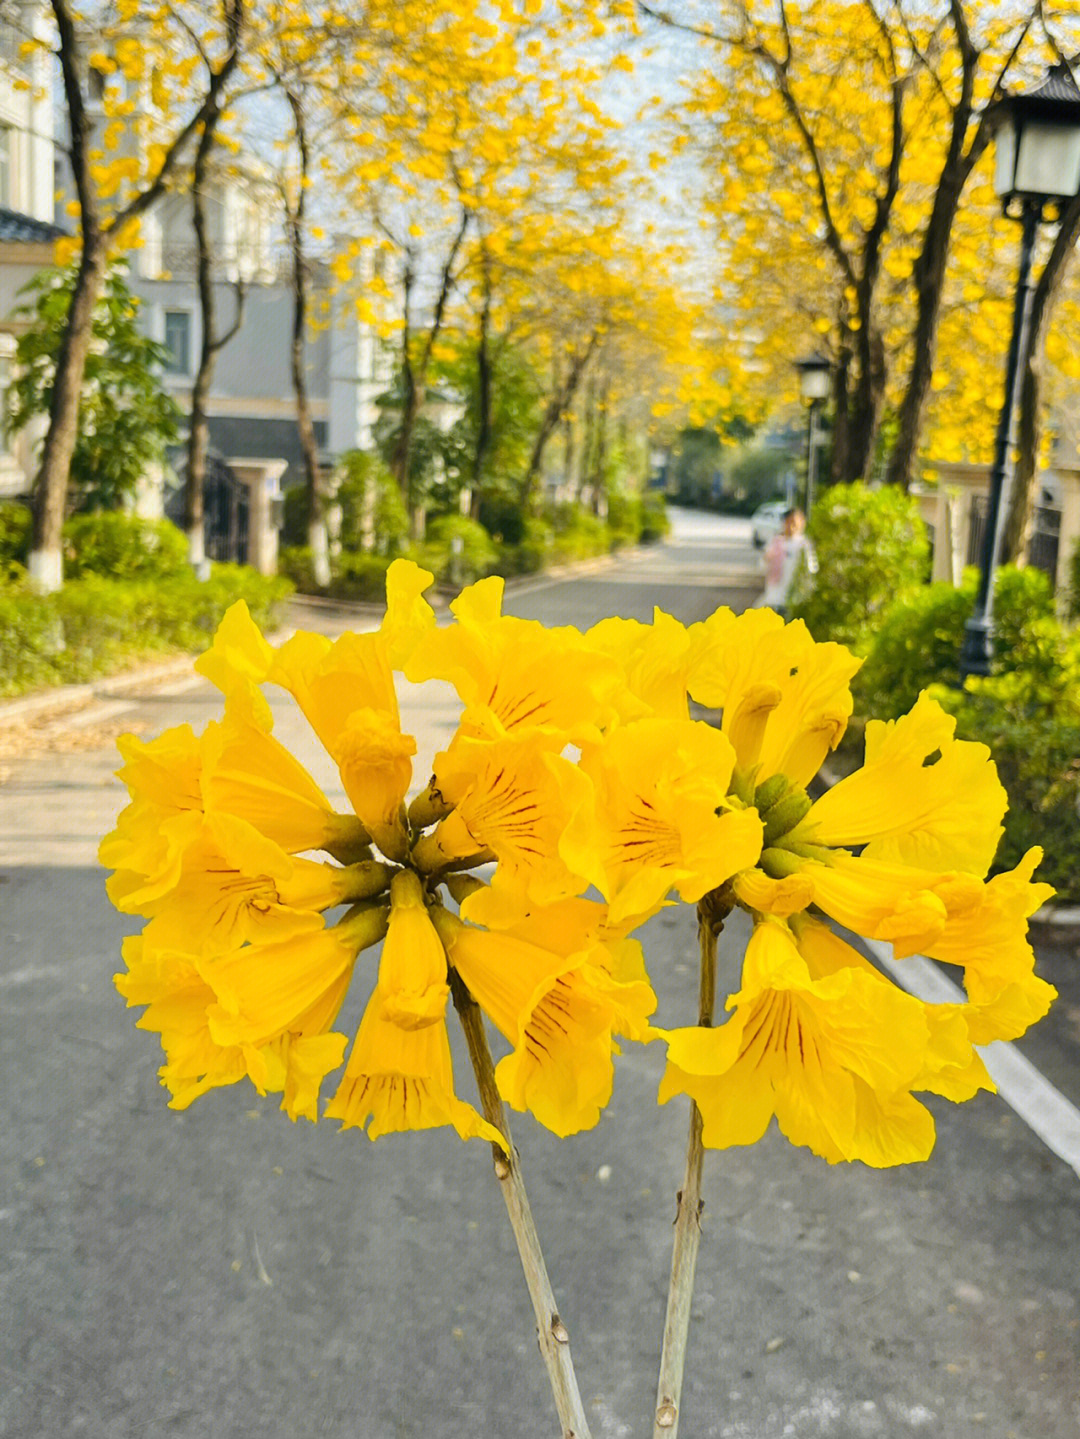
[{"x1": 758, "y1": 506, "x2": 817, "y2": 617}]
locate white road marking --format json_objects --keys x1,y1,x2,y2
[{"x1": 864, "y1": 939, "x2": 1080, "y2": 1181}]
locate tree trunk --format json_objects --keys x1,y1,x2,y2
[
  {"x1": 578, "y1": 375, "x2": 596, "y2": 505},
  {"x1": 28, "y1": 237, "x2": 107, "y2": 589},
  {"x1": 186, "y1": 82, "x2": 246, "y2": 575},
  {"x1": 284, "y1": 87, "x2": 329, "y2": 587},
  {"x1": 884, "y1": 22, "x2": 990, "y2": 490},
  {"x1": 592, "y1": 378, "x2": 609, "y2": 514},
  {"x1": 391, "y1": 252, "x2": 418, "y2": 510},
  {"x1": 884, "y1": 181, "x2": 968, "y2": 489},
  {"x1": 519, "y1": 333, "x2": 599, "y2": 511},
  {"x1": 32, "y1": 0, "x2": 244, "y2": 591},
  {"x1": 391, "y1": 210, "x2": 469, "y2": 534},
  {"x1": 828, "y1": 344, "x2": 852, "y2": 486},
  {"x1": 844, "y1": 326, "x2": 886, "y2": 483},
  {"x1": 472, "y1": 247, "x2": 493, "y2": 496}
]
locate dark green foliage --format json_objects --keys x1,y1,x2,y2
[
  {"x1": 0, "y1": 502, "x2": 31, "y2": 566},
  {"x1": 9, "y1": 264, "x2": 182, "y2": 511},
  {"x1": 1067, "y1": 536, "x2": 1080, "y2": 621},
  {"x1": 639, "y1": 492, "x2": 671, "y2": 543},
  {"x1": 281, "y1": 484, "x2": 308, "y2": 548},
  {"x1": 477, "y1": 492, "x2": 527, "y2": 545},
  {"x1": 435, "y1": 343, "x2": 544, "y2": 513},
  {"x1": 62, "y1": 512, "x2": 188, "y2": 581},
  {"x1": 670, "y1": 426, "x2": 724, "y2": 507},
  {"x1": 0, "y1": 566, "x2": 292, "y2": 697},
  {"x1": 791, "y1": 481, "x2": 930, "y2": 649},
  {"x1": 725, "y1": 444, "x2": 791, "y2": 509}
]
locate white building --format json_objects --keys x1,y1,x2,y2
[{"x1": 0, "y1": 0, "x2": 67, "y2": 498}]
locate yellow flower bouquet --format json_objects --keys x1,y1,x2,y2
[{"x1": 100, "y1": 559, "x2": 1055, "y2": 1437}]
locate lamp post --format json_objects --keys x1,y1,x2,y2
[
  {"x1": 795, "y1": 353, "x2": 831, "y2": 516},
  {"x1": 960, "y1": 59, "x2": 1080, "y2": 679}
]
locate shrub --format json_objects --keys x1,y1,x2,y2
[
  {"x1": 606, "y1": 493, "x2": 642, "y2": 549},
  {"x1": 931, "y1": 679, "x2": 1080, "y2": 902},
  {"x1": 492, "y1": 516, "x2": 551, "y2": 577},
  {"x1": 63, "y1": 511, "x2": 188, "y2": 581},
  {"x1": 477, "y1": 493, "x2": 527, "y2": 546},
  {"x1": 639, "y1": 492, "x2": 671, "y2": 543},
  {"x1": 854, "y1": 565, "x2": 1064, "y2": 720},
  {"x1": 278, "y1": 545, "x2": 320, "y2": 593},
  {"x1": 335, "y1": 450, "x2": 410, "y2": 555},
  {"x1": 547, "y1": 504, "x2": 610, "y2": 563},
  {"x1": 791, "y1": 482, "x2": 929, "y2": 650},
  {"x1": 0, "y1": 565, "x2": 292, "y2": 698},
  {"x1": 852, "y1": 560, "x2": 1080, "y2": 902},
  {"x1": 416, "y1": 514, "x2": 498, "y2": 587},
  {"x1": 279, "y1": 545, "x2": 393, "y2": 602},
  {"x1": 0, "y1": 502, "x2": 31, "y2": 567}
]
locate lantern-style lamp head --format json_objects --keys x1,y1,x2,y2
[
  {"x1": 795, "y1": 353, "x2": 831, "y2": 403},
  {"x1": 994, "y1": 59, "x2": 1080, "y2": 212}
]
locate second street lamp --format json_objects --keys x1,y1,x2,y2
[
  {"x1": 795, "y1": 353, "x2": 831, "y2": 516},
  {"x1": 960, "y1": 59, "x2": 1080, "y2": 680}
]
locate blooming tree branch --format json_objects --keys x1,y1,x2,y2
[{"x1": 653, "y1": 892, "x2": 727, "y2": 1436}]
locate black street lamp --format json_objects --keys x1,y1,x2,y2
[
  {"x1": 960, "y1": 59, "x2": 1080, "y2": 679},
  {"x1": 794, "y1": 353, "x2": 831, "y2": 515}
]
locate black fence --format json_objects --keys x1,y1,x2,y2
[
  {"x1": 967, "y1": 494, "x2": 1060, "y2": 588},
  {"x1": 166, "y1": 453, "x2": 249, "y2": 565}
]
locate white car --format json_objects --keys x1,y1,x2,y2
[{"x1": 750, "y1": 500, "x2": 789, "y2": 549}]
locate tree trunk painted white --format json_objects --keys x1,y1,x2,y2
[
  {"x1": 26, "y1": 546, "x2": 64, "y2": 594},
  {"x1": 308, "y1": 515, "x2": 331, "y2": 588}
]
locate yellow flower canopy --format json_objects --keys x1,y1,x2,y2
[{"x1": 103, "y1": 560, "x2": 1055, "y2": 1167}]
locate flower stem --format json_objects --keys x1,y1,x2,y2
[
  {"x1": 450, "y1": 969, "x2": 594, "y2": 1439},
  {"x1": 652, "y1": 895, "x2": 726, "y2": 1437}
]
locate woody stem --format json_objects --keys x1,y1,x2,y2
[
  {"x1": 652, "y1": 896, "x2": 726, "y2": 1437},
  {"x1": 450, "y1": 968, "x2": 594, "y2": 1439}
]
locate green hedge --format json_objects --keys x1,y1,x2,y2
[
  {"x1": 0, "y1": 565, "x2": 292, "y2": 698},
  {"x1": 791, "y1": 482, "x2": 930, "y2": 650},
  {"x1": 931, "y1": 679, "x2": 1080, "y2": 902},
  {"x1": 63, "y1": 511, "x2": 189, "y2": 580},
  {"x1": 854, "y1": 566, "x2": 1060, "y2": 719},
  {"x1": 850, "y1": 561, "x2": 1080, "y2": 903},
  {"x1": 416, "y1": 514, "x2": 499, "y2": 586},
  {"x1": 279, "y1": 546, "x2": 393, "y2": 602}
]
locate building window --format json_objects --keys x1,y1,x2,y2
[{"x1": 163, "y1": 309, "x2": 191, "y2": 374}]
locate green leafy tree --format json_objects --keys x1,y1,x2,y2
[
  {"x1": 10, "y1": 265, "x2": 181, "y2": 513},
  {"x1": 437, "y1": 343, "x2": 544, "y2": 516}
]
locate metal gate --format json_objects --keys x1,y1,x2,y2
[
  {"x1": 202, "y1": 453, "x2": 248, "y2": 565},
  {"x1": 966, "y1": 494, "x2": 1061, "y2": 590}
]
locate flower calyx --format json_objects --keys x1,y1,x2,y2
[{"x1": 753, "y1": 774, "x2": 830, "y2": 871}]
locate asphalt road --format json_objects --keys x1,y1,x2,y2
[{"x1": 1, "y1": 508, "x2": 1078, "y2": 1439}]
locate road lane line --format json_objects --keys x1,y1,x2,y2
[{"x1": 864, "y1": 938, "x2": 1080, "y2": 1181}]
